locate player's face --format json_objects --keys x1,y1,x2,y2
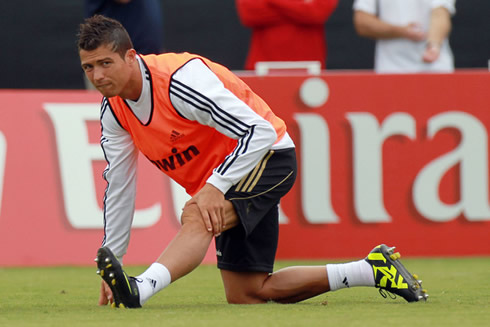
[{"x1": 80, "y1": 44, "x2": 134, "y2": 98}]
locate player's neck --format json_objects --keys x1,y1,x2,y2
[{"x1": 120, "y1": 61, "x2": 143, "y2": 101}]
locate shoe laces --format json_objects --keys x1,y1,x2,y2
[{"x1": 378, "y1": 288, "x2": 397, "y2": 300}]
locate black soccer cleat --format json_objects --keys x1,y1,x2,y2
[
  {"x1": 95, "y1": 247, "x2": 141, "y2": 308},
  {"x1": 365, "y1": 244, "x2": 428, "y2": 302}
]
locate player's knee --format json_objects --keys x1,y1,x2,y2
[{"x1": 180, "y1": 203, "x2": 209, "y2": 233}]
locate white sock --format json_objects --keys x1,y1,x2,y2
[
  {"x1": 326, "y1": 260, "x2": 375, "y2": 291},
  {"x1": 135, "y1": 263, "x2": 172, "y2": 305}
]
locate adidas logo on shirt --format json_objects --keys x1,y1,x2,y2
[{"x1": 170, "y1": 130, "x2": 185, "y2": 142}]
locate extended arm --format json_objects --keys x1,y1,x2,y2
[
  {"x1": 99, "y1": 99, "x2": 139, "y2": 260},
  {"x1": 169, "y1": 59, "x2": 278, "y2": 234}
]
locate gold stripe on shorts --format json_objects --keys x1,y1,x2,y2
[
  {"x1": 235, "y1": 150, "x2": 274, "y2": 193},
  {"x1": 229, "y1": 170, "x2": 294, "y2": 201}
]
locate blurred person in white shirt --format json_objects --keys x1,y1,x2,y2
[{"x1": 353, "y1": 0, "x2": 456, "y2": 73}]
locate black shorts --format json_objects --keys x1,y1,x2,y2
[{"x1": 215, "y1": 148, "x2": 297, "y2": 273}]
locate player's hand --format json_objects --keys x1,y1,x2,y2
[
  {"x1": 186, "y1": 183, "x2": 226, "y2": 236},
  {"x1": 98, "y1": 280, "x2": 114, "y2": 306}
]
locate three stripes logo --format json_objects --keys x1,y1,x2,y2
[
  {"x1": 147, "y1": 278, "x2": 158, "y2": 289},
  {"x1": 170, "y1": 130, "x2": 185, "y2": 142}
]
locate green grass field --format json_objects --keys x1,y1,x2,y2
[{"x1": 1, "y1": 258, "x2": 489, "y2": 327}]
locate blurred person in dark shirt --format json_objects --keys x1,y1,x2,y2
[{"x1": 85, "y1": 0, "x2": 164, "y2": 55}]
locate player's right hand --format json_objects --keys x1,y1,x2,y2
[{"x1": 186, "y1": 183, "x2": 226, "y2": 236}]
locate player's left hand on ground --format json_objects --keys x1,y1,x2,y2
[
  {"x1": 186, "y1": 183, "x2": 226, "y2": 236},
  {"x1": 98, "y1": 280, "x2": 114, "y2": 306}
]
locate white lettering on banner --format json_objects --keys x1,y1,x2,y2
[
  {"x1": 347, "y1": 113, "x2": 416, "y2": 223},
  {"x1": 294, "y1": 113, "x2": 339, "y2": 223},
  {"x1": 43, "y1": 104, "x2": 490, "y2": 228},
  {"x1": 413, "y1": 112, "x2": 490, "y2": 221},
  {"x1": 44, "y1": 103, "x2": 161, "y2": 229},
  {"x1": 0, "y1": 132, "x2": 6, "y2": 216}
]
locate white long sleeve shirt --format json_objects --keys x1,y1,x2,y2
[{"x1": 99, "y1": 56, "x2": 294, "y2": 258}]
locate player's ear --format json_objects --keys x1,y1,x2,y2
[{"x1": 125, "y1": 49, "x2": 137, "y2": 63}]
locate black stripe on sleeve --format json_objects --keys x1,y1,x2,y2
[
  {"x1": 216, "y1": 125, "x2": 255, "y2": 175},
  {"x1": 169, "y1": 78, "x2": 250, "y2": 137}
]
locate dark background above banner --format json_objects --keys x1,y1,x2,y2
[{"x1": 1, "y1": 0, "x2": 489, "y2": 89}]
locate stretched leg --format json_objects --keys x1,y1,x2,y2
[{"x1": 220, "y1": 245, "x2": 429, "y2": 304}]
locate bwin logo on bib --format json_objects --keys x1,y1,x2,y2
[{"x1": 150, "y1": 145, "x2": 200, "y2": 172}]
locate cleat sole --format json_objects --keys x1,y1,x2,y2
[{"x1": 95, "y1": 247, "x2": 141, "y2": 308}]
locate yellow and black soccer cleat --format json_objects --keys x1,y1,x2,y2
[
  {"x1": 95, "y1": 247, "x2": 141, "y2": 308},
  {"x1": 365, "y1": 244, "x2": 428, "y2": 302}
]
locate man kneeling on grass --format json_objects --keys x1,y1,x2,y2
[{"x1": 77, "y1": 15, "x2": 428, "y2": 308}]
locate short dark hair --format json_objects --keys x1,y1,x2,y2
[{"x1": 77, "y1": 15, "x2": 133, "y2": 58}]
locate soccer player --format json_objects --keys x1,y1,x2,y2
[{"x1": 77, "y1": 15, "x2": 428, "y2": 308}]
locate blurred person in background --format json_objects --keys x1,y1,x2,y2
[
  {"x1": 236, "y1": 0, "x2": 338, "y2": 70},
  {"x1": 85, "y1": 0, "x2": 164, "y2": 55},
  {"x1": 353, "y1": 0, "x2": 456, "y2": 73}
]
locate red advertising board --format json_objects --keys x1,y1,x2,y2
[{"x1": 0, "y1": 70, "x2": 489, "y2": 266}]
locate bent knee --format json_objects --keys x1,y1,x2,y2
[{"x1": 180, "y1": 203, "x2": 208, "y2": 231}]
